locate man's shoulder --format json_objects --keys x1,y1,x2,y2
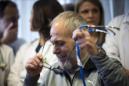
[
  {"x1": 0, "y1": 44, "x2": 13, "y2": 52},
  {"x1": 0, "y1": 44, "x2": 14, "y2": 59}
]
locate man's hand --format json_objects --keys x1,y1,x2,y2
[
  {"x1": 25, "y1": 54, "x2": 43, "y2": 76},
  {"x1": 72, "y1": 29, "x2": 98, "y2": 55}
]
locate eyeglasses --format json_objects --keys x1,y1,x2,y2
[
  {"x1": 79, "y1": 24, "x2": 120, "y2": 35},
  {"x1": 42, "y1": 58, "x2": 64, "y2": 73},
  {"x1": 40, "y1": 43, "x2": 79, "y2": 74},
  {"x1": 38, "y1": 45, "x2": 64, "y2": 74}
]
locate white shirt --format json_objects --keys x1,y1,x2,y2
[
  {"x1": 103, "y1": 13, "x2": 129, "y2": 69},
  {"x1": 0, "y1": 44, "x2": 14, "y2": 86}
]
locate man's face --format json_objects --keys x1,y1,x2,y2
[
  {"x1": 0, "y1": 5, "x2": 19, "y2": 44},
  {"x1": 50, "y1": 22, "x2": 77, "y2": 70}
]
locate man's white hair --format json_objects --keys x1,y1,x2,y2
[{"x1": 51, "y1": 11, "x2": 86, "y2": 36}]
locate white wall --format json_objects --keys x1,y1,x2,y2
[{"x1": 12, "y1": 0, "x2": 38, "y2": 42}]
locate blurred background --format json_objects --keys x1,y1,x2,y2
[{"x1": 12, "y1": 0, "x2": 129, "y2": 42}]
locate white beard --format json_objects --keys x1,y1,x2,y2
[
  {"x1": 58, "y1": 49, "x2": 77, "y2": 71},
  {"x1": 58, "y1": 57, "x2": 73, "y2": 70},
  {"x1": 58, "y1": 49, "x2": 90, "y2": 70}
]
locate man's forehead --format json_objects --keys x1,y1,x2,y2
[
  {"x1": 51, "y1": 23, "x2": 66, "y2": 35},
  {"x1": 50, "y1": 32, "x2": 65, "y2": 44},
  {"x1": 50, "y1": 22, "x2": 71, "y2": 41}
]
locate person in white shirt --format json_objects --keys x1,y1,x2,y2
[
  {"x1": 0, "y1": 1, "x2": 25, "y2": 55},
  {"x1": 0, "y1": 44, "x2": 14, "y2": 86},
  {"x1": 103, "y1": 13, "x2": 129, "y2": 72},
  {"x1": 7, "y1": 0, "x2": 63, "y2": 86}
]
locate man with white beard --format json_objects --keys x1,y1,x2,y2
[{"x1": 24, "y1": 11, "x2": 129, "y2": 86}]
